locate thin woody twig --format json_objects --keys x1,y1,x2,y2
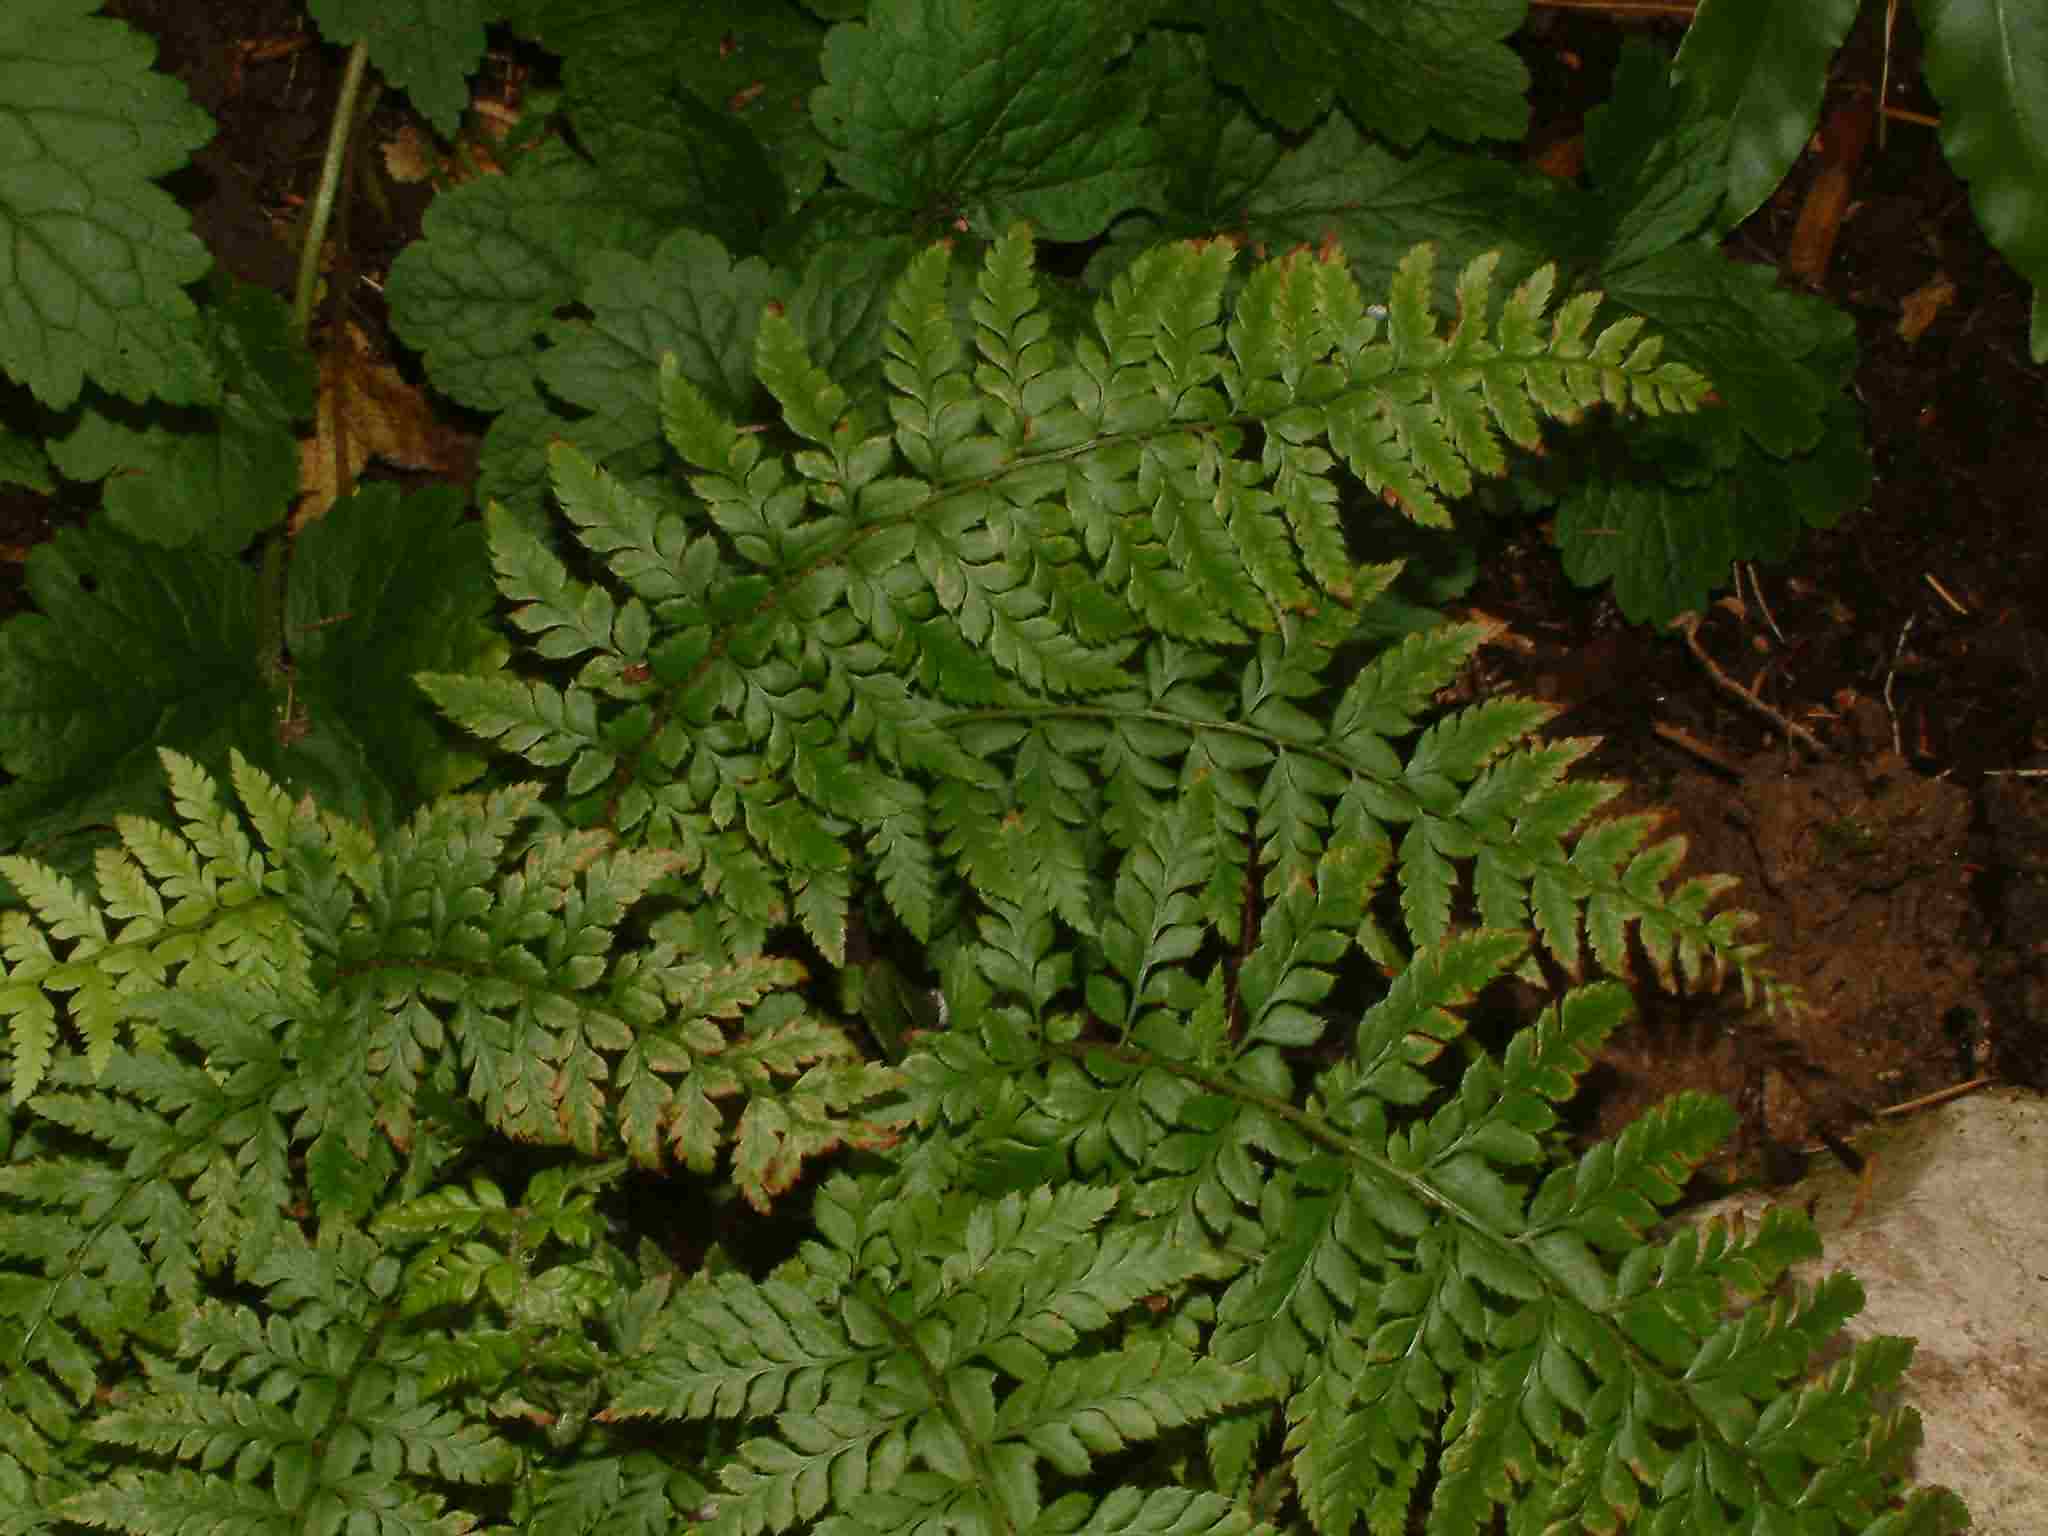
[
  {"x1": 1787, "y1": 1076, "x2": 1998, "y2": 1202},
  {"x1": 1872, "y1": 1075, "x2": 1996, "y2": 1120},
  {"x1": 1738, "y1": 563, "x2": 1785, "y2": 643},
  {"x1": 1673, "y1": 614, "x2": 1831, "y2": 756},
  {"x1": 1880, "y1": 0, "x2": 1899, "y2": 148},
  {"x1": 1653, "y1": 721, "x2": 1746, "y2": 776},
  {"x1": 1923, "y1": 571, "x2": 1970, "y2": 615},
  {"x1": 1882, "y1": 616, "x2": 1915, "y2": 756},
  {"x1": 1882, "y1": 104, "x2": 1940, "y2": 128}
]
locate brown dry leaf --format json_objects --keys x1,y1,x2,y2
[
  {"x1": 1897, "y1": 272, "x2": 1957, "y2": 344},
  {"x1": 296, "y1": 322, "x2": 461, "y2": 528},
  {"x1": 226, "y1": 33, "x2": 310, "y2": 98},
  {"x1": 381, "y1": 119, "x2": 504, "y2": 186},
  {"x1": 1528, "y1": 134, "x2": 1584, "y2": 181},
  {"x1": 382, "y1": 122, "x2": 438, "y2": 184},
  {"x1": 1785, "y1": 97, "x2": 1875, "y2": 284},
  {"x1": 380, "y1": 71, "x2": 524, "y2": 189}
]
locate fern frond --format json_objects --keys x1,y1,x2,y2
[
  {"x1": 4, "y1": 224, "x2": 1959, "y2": 1536},
  {"x1": 489, "y1": 501, "x2": 636, "y2": 665},
  {"x1": 997, "y1": 1341, "x2": 1267, "y2": 1474},
  {"x1": 617, "y1": 1181, "x2": 1260, "y2": 1536},
  {"x1": 414, "y1": 671, "x2": 610, "y2": 786},
  {"x1": 888, "y1": 243, "x2": 981, "y2": 477},
  {"x1": 64, "y1": 1466, "x2": 475, "y2": 1536},
  {"x1": 0, "y1": 993, "x2": 301, "y2": 1478},
  {"x1": 526, "y1": 1451, "x2": 703, "y2": 1536},
  {"x1": 283, "y1": 775, "x2": 887, "y2": 1199},
  {"x1": 923, "y1": 861, "x2": 1935, "y2": 1536},
  {"x1": 0, "y1": 751, "x2": 303, "y2": 1102},
  {"x1": 421, "y1": 229, "x2": 1733, "y2": 1007},
  {"x1": 76, "y1": 1250, "x2": 515, "y2": 1529},
  {"x1": 1091, "y1": 802, "x2": 1213, "y2": 1038}
]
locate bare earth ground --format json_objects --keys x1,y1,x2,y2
[{"x1": 0, "y1": 1, "x2": 2041, "y2": 1190}]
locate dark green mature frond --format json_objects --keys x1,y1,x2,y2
[
  {"x1": 400, "y1": 235, "x2": 1952, "y2": 1536},
  {"x1": 421, "y1": 227, "x2": 1709, "y2": 977},
  {"x1": 523, "y1": 1451, "x2": 700, "y2": 1536},
  {"x1": 613, "y1": 1180, "x2": 1271, "y2": 1536},
  {"x1": 67, "y1": 1228, "x2": 514, "y2": 1536},
  {"x1": 911, "y1": 891, "x2": 1942, "y2": 1536}
]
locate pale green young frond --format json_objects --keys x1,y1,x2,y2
[
  {"x1": 160, "y1": 749, "x2": 269, "y2": 909},
  {"x1": 0, "y1": 754, "x2": 301, "y2": 1101}
]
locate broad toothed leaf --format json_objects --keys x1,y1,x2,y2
[{"x1": 0, "y1": 0, "x2": 214, "y2": 409}]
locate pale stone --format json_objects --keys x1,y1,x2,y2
[{"x1": 1689, "y1": 1087, "x2": 2048, "y2": 1534}]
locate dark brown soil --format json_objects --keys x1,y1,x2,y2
[{"x1": 4, "y1": 0, "x2": 2043, "y2": 1176}]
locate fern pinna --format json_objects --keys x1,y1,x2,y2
[{"x1": 0, "y1": 231, "x2": 1964, "y2": 1536}]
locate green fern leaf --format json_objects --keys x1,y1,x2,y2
[
  {"x1": 4, "y1": 222, "x2": 1960, "y2": 1536},
  {"x1": 618, "y1": 1181, "x2": 1247, "y2": 1536},
  {"x1": 0, "y1": 751, "x2": 300, "y2": 1102},
  {"x1": 998, "y1": 1341, "x2": 1270, "y2": 1474},
  {"x1": 1094, "y1": 805, "x2": 1212, "y2": 1036},
  {"x1": 887, "y1": 244, "x2": 981, "y2": 477},
  {"x1": 756, "y1": 304, "x2": 853, "y2": 451},
  {"x1": 488, "y1": 506, "x2": 628, "y2": 665},
  {"x1": 414, "y1": 671, "x2": 607, "y2": 781},
  {"x1": 527, "y1": 1452, "x2": 699, "y2": 1536}
]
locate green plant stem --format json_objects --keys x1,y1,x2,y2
[
  {"x1": 269, "y1": 38, "x2": 371, "y2": 700},
  {"x1": 292, "y1": 38, "x2": 372, "y2": 345},
  {"x1": 258, "y1": 526, "x2": 288, "y2": 697}
]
